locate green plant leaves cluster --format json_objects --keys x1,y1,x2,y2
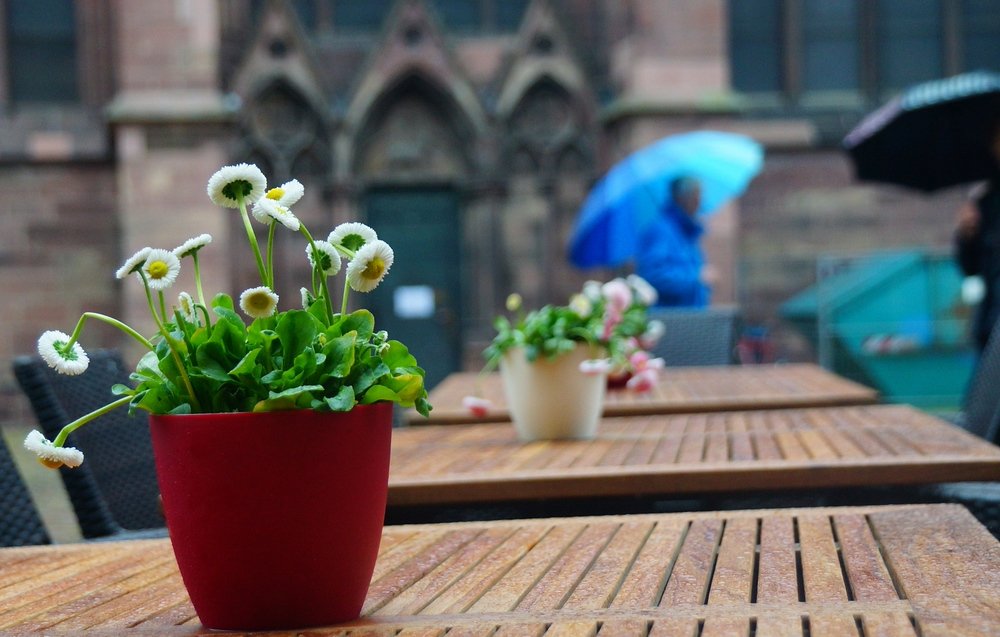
[
  {"x1": 116, "y1": 293, "x2": 431, "y2": 417},
  {"x1": 483, "y1": 295, "x2": 651, "y2": 369}
]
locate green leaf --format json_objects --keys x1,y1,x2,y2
[
  {"x1": 229, "y1": 348, "x2": 262, "y2": 380},
  {"x1": 381, "y1": 340, "x2": 418, "y2": 370},
  {"x1": 212, "y1": 293, "x2": 236, "y2": 313},
  {"x1": 320, "y1": 334, "x2": 356, "y2": 378},
  {"x1": 276, "y1": 310, "x2": 318, "y2": 370},
  {"x1": 339, "y1": 309, "x2": 375, "y2": 340},
  {"x1": 359, "y1": 385, "x2": 398, "y2": 404},
  {"x1": 322, "y1": 385, "x2": 356, "y2": 412}
]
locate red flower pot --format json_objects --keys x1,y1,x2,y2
[{"x1": 149, "y1": 403, "x2": 393, "y2": 631}]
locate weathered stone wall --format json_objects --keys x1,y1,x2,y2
[{"x1": 0, "y1": 164, "x2": 120, "y2": 424}]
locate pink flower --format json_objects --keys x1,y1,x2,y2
[
  {"x1": 579, "y1": 358, "x2": 613, "y2": 376},
  {"x1": 629, "y1": 350, "x2": 651, "y2": 369},
  {"x1": 462, "y1": 396, "x2": 493, "y2": 418},
  {"x1": 602, "y1": 279, "x2": 632, "y2": 313},
  {"x1": 626, "y1": 368, "x2": 659, "y2": 393}
]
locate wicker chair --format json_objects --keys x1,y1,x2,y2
[
  {"x1": 13, "y1": 350, "x2": 166, "y2": 540},
  {"x1": 646, "y1": 306, "x2": 741, "y2": 366},
  {"x1": 954, "y1": 321, "x2": 1000, "y2": 444},
  {"x1": 0, "y1": 429, "x2": 51, "y2": 547}
]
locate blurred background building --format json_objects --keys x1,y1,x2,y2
[{"x1": 0, "y1": 0, "x2": 998, "y2": 420}]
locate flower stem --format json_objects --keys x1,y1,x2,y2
[
  {"x1": 299, "y1": 225, "x2": 333, "y2": 322},
  {"x1": 158, "y1": 291, "x2": 168, "y2": 323},
  {"x1": 237, "y1": 193, "x2": 268, "y2": 286},
  {"x1": 266, "y1": 221, "x2": 277, "y2": 289},
  {"x1": 53, "y1": 395, "x2": 133, "y2": 447},
  {"x1": 65, "y1": 312, "x2": 154, "y2": 351},
  {"x1": 341, "y1": 280, "x2": 351, "y2": 316},
  {"x1": 191, "y1": 253, "x2": 209, "y2": 315},
  {"x1": 139, "y1": 273, "x2": 202, "y2": 412}
]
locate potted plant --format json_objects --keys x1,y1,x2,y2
[
  {"x1": 469, "y1": 277, "x2": 664, "y2": 440},
  {"x1": 22, "y1": 163, "x2": 431, "y2": 631}
]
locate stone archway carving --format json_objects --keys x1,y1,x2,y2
[
  {"x1": 353, "y1": 73, "x2": 471, "y2": 182},
  {"x1": 238, "y1": 78, "x2": 332, "y2": 185}
]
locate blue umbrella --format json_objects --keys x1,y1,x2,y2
[{"x1": 568, "y1": 131, "x2": 764, "y2": 268}]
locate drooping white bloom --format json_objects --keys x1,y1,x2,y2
[
  {"x1": 462, "y1": 396, "x2": 493, "y2": 418},
  {"x1": 142, "y1": 249, "x2": 181, "y2": 291},
  {"x1": 116, "y1": 247, "x2": 152, "y2": 280},
  {"x1": 239, "y1": 286, "x2": 279, "y2": 319},
  {"x1": 626, "y1": 368, "x2": 659, "y2": 393},
  {"x1": 24, "y1": 430, "x2": 84, "y2": 469},
  {"x1": 579, "y1": 358, "x2": 613, "y2": 376},
  {"x1": 329, "y1": 222, "x2": 377, "y2": 253},
  {"x1": 346, "y1": 240, "x2": 394, "y2": 293},
  {"x1": 207, "y1": 163, "x2": 267, "y2": 209},
  {"x1": 37, "y1": 330, "x2": 89, "y2": 375},
  {"x1": 252, "y1": 197, "x2": 300, "y2": 231},
  {"x1": 173, "y1": 234, "x2": 213, "y2": 259},
  {"x1": 260, "y1": 179, "x2": 304, "y2": 207},
  {"x1": 177, "y1": 292, "x2": 199, "y2": 325},
  {"x1": 305, "y1": 240, "x2": 342, "y2": 276},
  {"x1": 639, "y1": 319, "x2": 666, "y2": 349},
  {"x1": 627, "y1": 274, "x2": 658, "y2": 306}
]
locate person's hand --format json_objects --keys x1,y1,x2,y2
[{"x1": 956, "y1": 201, "x2": 980, "y2": 239}]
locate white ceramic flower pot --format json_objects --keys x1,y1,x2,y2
[{"x1": 500, "y1": 345, "x2": 606, "y2": 441}]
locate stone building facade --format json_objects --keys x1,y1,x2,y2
[{"x1": 0, "y1": 0, "x2": 996, "y2": 420}]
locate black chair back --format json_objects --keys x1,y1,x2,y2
[
  {"x1": 0, "y1": 430, "x2": 50, "y2": 547},
  {"x1": 13, "y1": 350, "x2": 163, "y2": 539},
  {"x1": 646, "y1": 306, "x2": 741, "y2": 366},
  {"x1": 960, "y1": 321, "x2": 1000, "y2": 443}
]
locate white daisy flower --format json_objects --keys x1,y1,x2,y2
[
  {"x1": 207, "y1": 163, "x2": 267, "y2": 209},
  {"x1": 174, "y1": 234, "x2": 213, "y2": 259},
  {"x1": 37, "y1": 330, "x2": 90, "y2": 375},
  {"x1": 252, "y1": 197, "x2": 300, "y2": 231},
  {"x1": 300, "y1": 287, "x2": 315, "y2": 309},
  {"x1": 142, "y1": 249, "x2": 181, "y2": 291},
  {"x1": 328, "y1": 222, "x2": 377, "y2": 252},
  {"x1": 177, "y1": 292, "x2": 199, "y2": 325},
  {"x1": 116, "y1": 247, "x2": 152, "y2": 280},
  {"x1": 260, "y1": 179, "x2": 304, "y2": 207},
  {"x1": 306, "y1": 240, "x2": 342, "y2": 276},
  {"x1": 239, "y1": 286, "x2": 279, "y2": 319},
  {"x1": 346, "y1": 240, "x2": 394, "y2": 293},
  {"x1": 24, "y1": 430, "x2": 84, "y2": 469},
  {"x1": 627, "y1": 274, "x2": 659, "y2": 306}
]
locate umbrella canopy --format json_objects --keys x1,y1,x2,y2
[
  {"x1": 568, "y1": 131, "x2": 763, "y2": 269},
  {"x1": 843, "y1": 70, "x2": 1000, "y2": 192}
]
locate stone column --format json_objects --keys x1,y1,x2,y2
[{"x1": 109, "y1": 0, "x2": 237, "y2": 363}]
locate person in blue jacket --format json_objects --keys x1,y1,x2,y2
[{"x1": 635, "y1": 175, "x2": 711, "y2": 307}]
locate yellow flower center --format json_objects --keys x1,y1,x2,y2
[
  {"x1": 266, "y1": 187, "x2": 285, "y2": 201},
  {"x1": 38, "y1": 457, "x2": 63, "y2": 469},
  {"x1": 248, "y1": 292, "x2": 271, "y2": 310},
  {"x1": 148, "y1": 260, "x2": 169, "y2": 279},
  {"x1": 362, "y1": 257, "x2": 386, "y2": 280}
]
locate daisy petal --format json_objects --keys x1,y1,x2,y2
[
  {"x1": 37, "y1": 330, "x2": 89, "y2": 375},
  {"x1": 24, "y1": 430, "x2": 84, "y2": 468}
]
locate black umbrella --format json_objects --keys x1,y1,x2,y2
[{"x1": 844, "y1": 70, "x2": 1000, "y2": 192}]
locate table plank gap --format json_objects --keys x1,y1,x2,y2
[
  {"x1": 707, "y1": 517, "x2": 757, "y2": 605},
  {"x1": 797, "y1": 515, "x2": 849, "y2": 603},
  {"x1": 611, "y1": 519, "x2": 689, "y2": 609},
  {"x1": 832, "y1": 514, "x2": 899, "y2": 603},
  {"x1": 659, "y1": 519, "x2": 723, "y2": 607},
  {"x1": 756, "y1": 516, "x2": 798, "y2": 604},
  {"x1": 564, "y1": 521, "x2": 656, "y2": 610}
]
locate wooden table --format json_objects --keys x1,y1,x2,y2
[
  {"x1": 1, "y1": 504, "x2": 997, "y2": 635},
  {"x1": 411, "y1": 364, "x2": 879, "y2": 425},
  {"x1": 389, "y1": 404, "x2": 1000, "y2": 506}
]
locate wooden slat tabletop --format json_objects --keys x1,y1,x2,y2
[
  {"x1": 1, "y1": 504, "x2": 997, "y2": 635},
  {"x1": 389, "y1": 404, "x2": 1000, "y2": 506},
  {"x1": 410, "y1": 364, "x2": 879, "y2": 425}
]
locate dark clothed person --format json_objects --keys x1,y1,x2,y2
[
  {"x1": 635, "y1": 202, "x2": 709, "y2": 307},
  {"x1": 956, "y1": 181, "x2": 1000, "y2": 350}
]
